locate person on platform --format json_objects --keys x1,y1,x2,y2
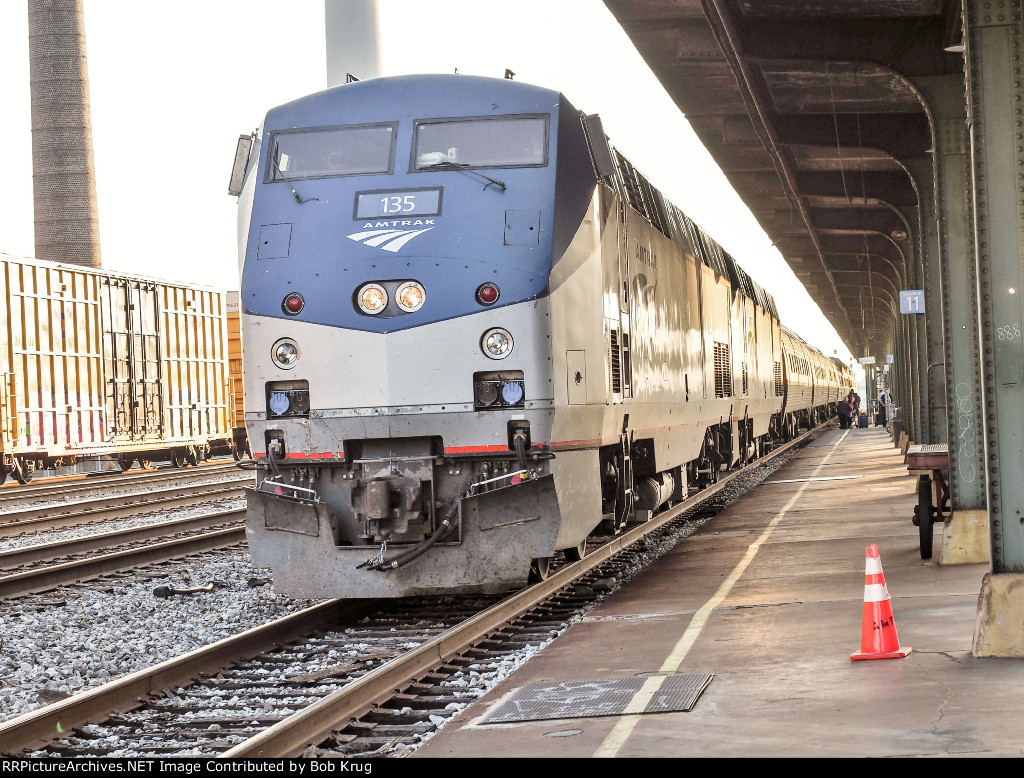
[
  {"x1": 876, "y1": 389, "x2": 888, "y2": 427},
  {"x1": 837, "y1": 396, "x2": 852, "y2": 429},
  {"x1": 850, "y1": 390, "x2": 862, "y2": 428}
]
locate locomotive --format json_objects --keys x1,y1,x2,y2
[{"x1": 230, "y1": 74, "x2": 852, "y2": 599}]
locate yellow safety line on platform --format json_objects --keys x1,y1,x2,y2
[{"x1": 593, "y1": 428, "x2": 849, "y2": 758}]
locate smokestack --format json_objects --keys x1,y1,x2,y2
[
  {"x1": 28, "y1": 0, "x2": 101, "y2": 268},
  {"x1": 325, "y1": 0, "x2": 381, "y2": 87}
]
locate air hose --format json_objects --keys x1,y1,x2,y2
[{"x1": 359, "y1": 495, "x2": 463, "y2": 572}]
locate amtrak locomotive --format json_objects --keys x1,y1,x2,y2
[{"x1": 230, "y1": 74, "x2": 852, "y2": 599}]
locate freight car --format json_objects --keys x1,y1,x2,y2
[
  {"x1": 0, "y1": 253, "x2": 236, "y2": 484},
  {"x1": 226, "y1": 291, "x2": 251, "y2": 460},
  {"x1": 230, "y1": 73, "x2": 852, "y2": 599}
]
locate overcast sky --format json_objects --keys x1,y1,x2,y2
[{"x1": 0, "y1": 0, "x2": 858, "y2": 373}]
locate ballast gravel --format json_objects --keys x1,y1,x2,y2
[
  {"x1": 0, "y1": 498, "x2": 247, "y2": 554},
  {"x1": 0, "y1": 548, "x2": 319, "y2": 723}
]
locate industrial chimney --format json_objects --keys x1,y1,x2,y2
[
  {"x1": 325, "y1": 0, "x2": 381, "y2": 87},
  {"x1": 28, "y1": 0, "x2": 101, "y2": 268}
]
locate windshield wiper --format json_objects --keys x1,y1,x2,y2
[
  {"x1": 423, "y1": 161, "x2": 506, "y2": 192},
  {"x1": 272, "y1": 142, "x2": 318, "y2": 204}
]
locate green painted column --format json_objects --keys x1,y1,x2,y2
[
  {"x1": 964, "y1": 0, "x2": 1024, "y2": 573},
  {"x1": 900, "y1": 184, "x2": 940, "y2": 445},
  {"x1": 915, "y1": 75, "x2": 987, "y2": 511},
  {"x1": 903, "y1": 314, "x2": 915, "y2": 441}
]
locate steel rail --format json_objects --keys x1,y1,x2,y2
[
  {"x1": 222, "y1": 422, "x2": 831, "y2": 757},
  {"x1": 0, "y1": 526, "x2": 246, "y2": 599},
  {"x1": 0, "y1": 461, "x2": 245, "y2": 505},
  {"x1": 0, "y1": 481, "x2": 248, "y2": 536},
  {"x1": 0, "y1": 507, "x2": 244, "y2": 568},
  {"x1": 0, "y1": 600, "x2": 373, "y2": 754}
]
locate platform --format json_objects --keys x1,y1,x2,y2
[{"x1": 412, "y1": 425, "x2": 1024, "y2": 758}]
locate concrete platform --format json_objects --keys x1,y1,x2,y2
[{"x1": 412, "y1": 425, "x2": 1024, "y2": 758}]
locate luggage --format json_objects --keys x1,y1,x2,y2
[{"x1": 859, "y1": 413, "x2": 869, "y2": 428}]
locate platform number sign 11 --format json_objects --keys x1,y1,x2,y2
[{"x1": 899, "y1": 290, "x2": 925, "y2": 314}]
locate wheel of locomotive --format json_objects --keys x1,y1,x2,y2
[
  {"x1": 13, "y1": 459, "x2": 34, "y2": 485},
  {"x1": 170, "y1": 449, "x2": 186, "y2": 468},
  {"x1": 231, "y1": 444, "x2": 242, "y2": 462},
  {"x1": 185, "y1": 446, "x2": 200, "y2": 466},
  {"x1": 118, "y1": 454, "x2": 135, "y2": 473},
  {"x1": 0, "y1": 467, "x2": 7, "y2": 486},
  {"x1": 564, "y1": 539, "x2": 587, "y2": 563},
  {"x1": 138, "y1": 459, "x2": 152, "y2": 470},
  {"x1": 528, "y1": 557, "x2": 552, "y2": 583},
  {"x1": 918, "y1": 474, "x2": 934, "y2": 560}
]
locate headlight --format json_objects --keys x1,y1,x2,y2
[
  {"x1": 271, "y1": 338, "x2": 300, "y2": 369},
  {"x1": 396, "y1": 281, "x2": 426, "y2": 312},
  {"x1": 357, "y1": 283, "x2": 388, "y2": 314},
  {"x1": 481, "y1": 328, "x2": 514, "y2": 360}
]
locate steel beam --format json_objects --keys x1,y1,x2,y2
[
  {"x1": 964, "y1": 0, "x2": 1024, "y2": 598},
  {"x1": 915, "y1": 74, "x2": 987, "y2": 512}
]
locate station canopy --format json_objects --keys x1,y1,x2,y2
[{"x1": 603, "y1": 0, "x2": 964, "y2": 361}]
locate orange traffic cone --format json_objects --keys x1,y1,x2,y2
[{"x1": 850, "y1": 544, "x2": 912, "y2": 660}]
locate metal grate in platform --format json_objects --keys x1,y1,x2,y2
[{"x1": 481, "y1": 674, "x2": 713, "y2": 724}]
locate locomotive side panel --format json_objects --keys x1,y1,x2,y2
[
  {"x1": 682, "y1": 249, "x2": 704, "y2": 409},
  {"x1": 622, "y1": 207, "x2": 719, "y2": 468},
  {"x1": 547, "y1": 187, "x2": 609, "y2": 550}
]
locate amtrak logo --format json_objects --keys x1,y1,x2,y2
[{"x1": 347, "y1": 220, "x2": 435, "y2": 253}]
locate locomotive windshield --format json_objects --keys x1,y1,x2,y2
[
  {"x1": 413, "y1": 116, "x2": 547, "y2": 169},
  {"x1": 266, "y1": 123, "x2": 396, "y2": 182}
]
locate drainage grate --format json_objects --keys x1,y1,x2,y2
[{"x1": 481, "y1": 674, "x2": 713, "y2": 724}]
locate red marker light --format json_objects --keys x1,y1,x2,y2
[
  {"x1": 282, "y1": 293, "x2": 305, "y2": 315},
  {"x1": 476, "y1": 283, "x2": 500, "y2": 305}
]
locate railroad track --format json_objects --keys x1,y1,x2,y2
[
  {"x1": 0, "y1": 478, "x2": 251, "y2": 536},
  {"x1": 0, "y1": 460, "x2": 245, "y2": 504},
  {"x1": 0, "y1": 507, "x2": 245, "y2": 598},
  {"x1": 0, "y1": 422, "x2": 828, "y2": 758}
]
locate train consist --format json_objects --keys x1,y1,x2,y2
[
  {"x1": 231, "y1": 74, "x2": 853, "y2": 599},
  {"x1": 0, "y1": 253, "x2": 245, "y2": 484}
]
